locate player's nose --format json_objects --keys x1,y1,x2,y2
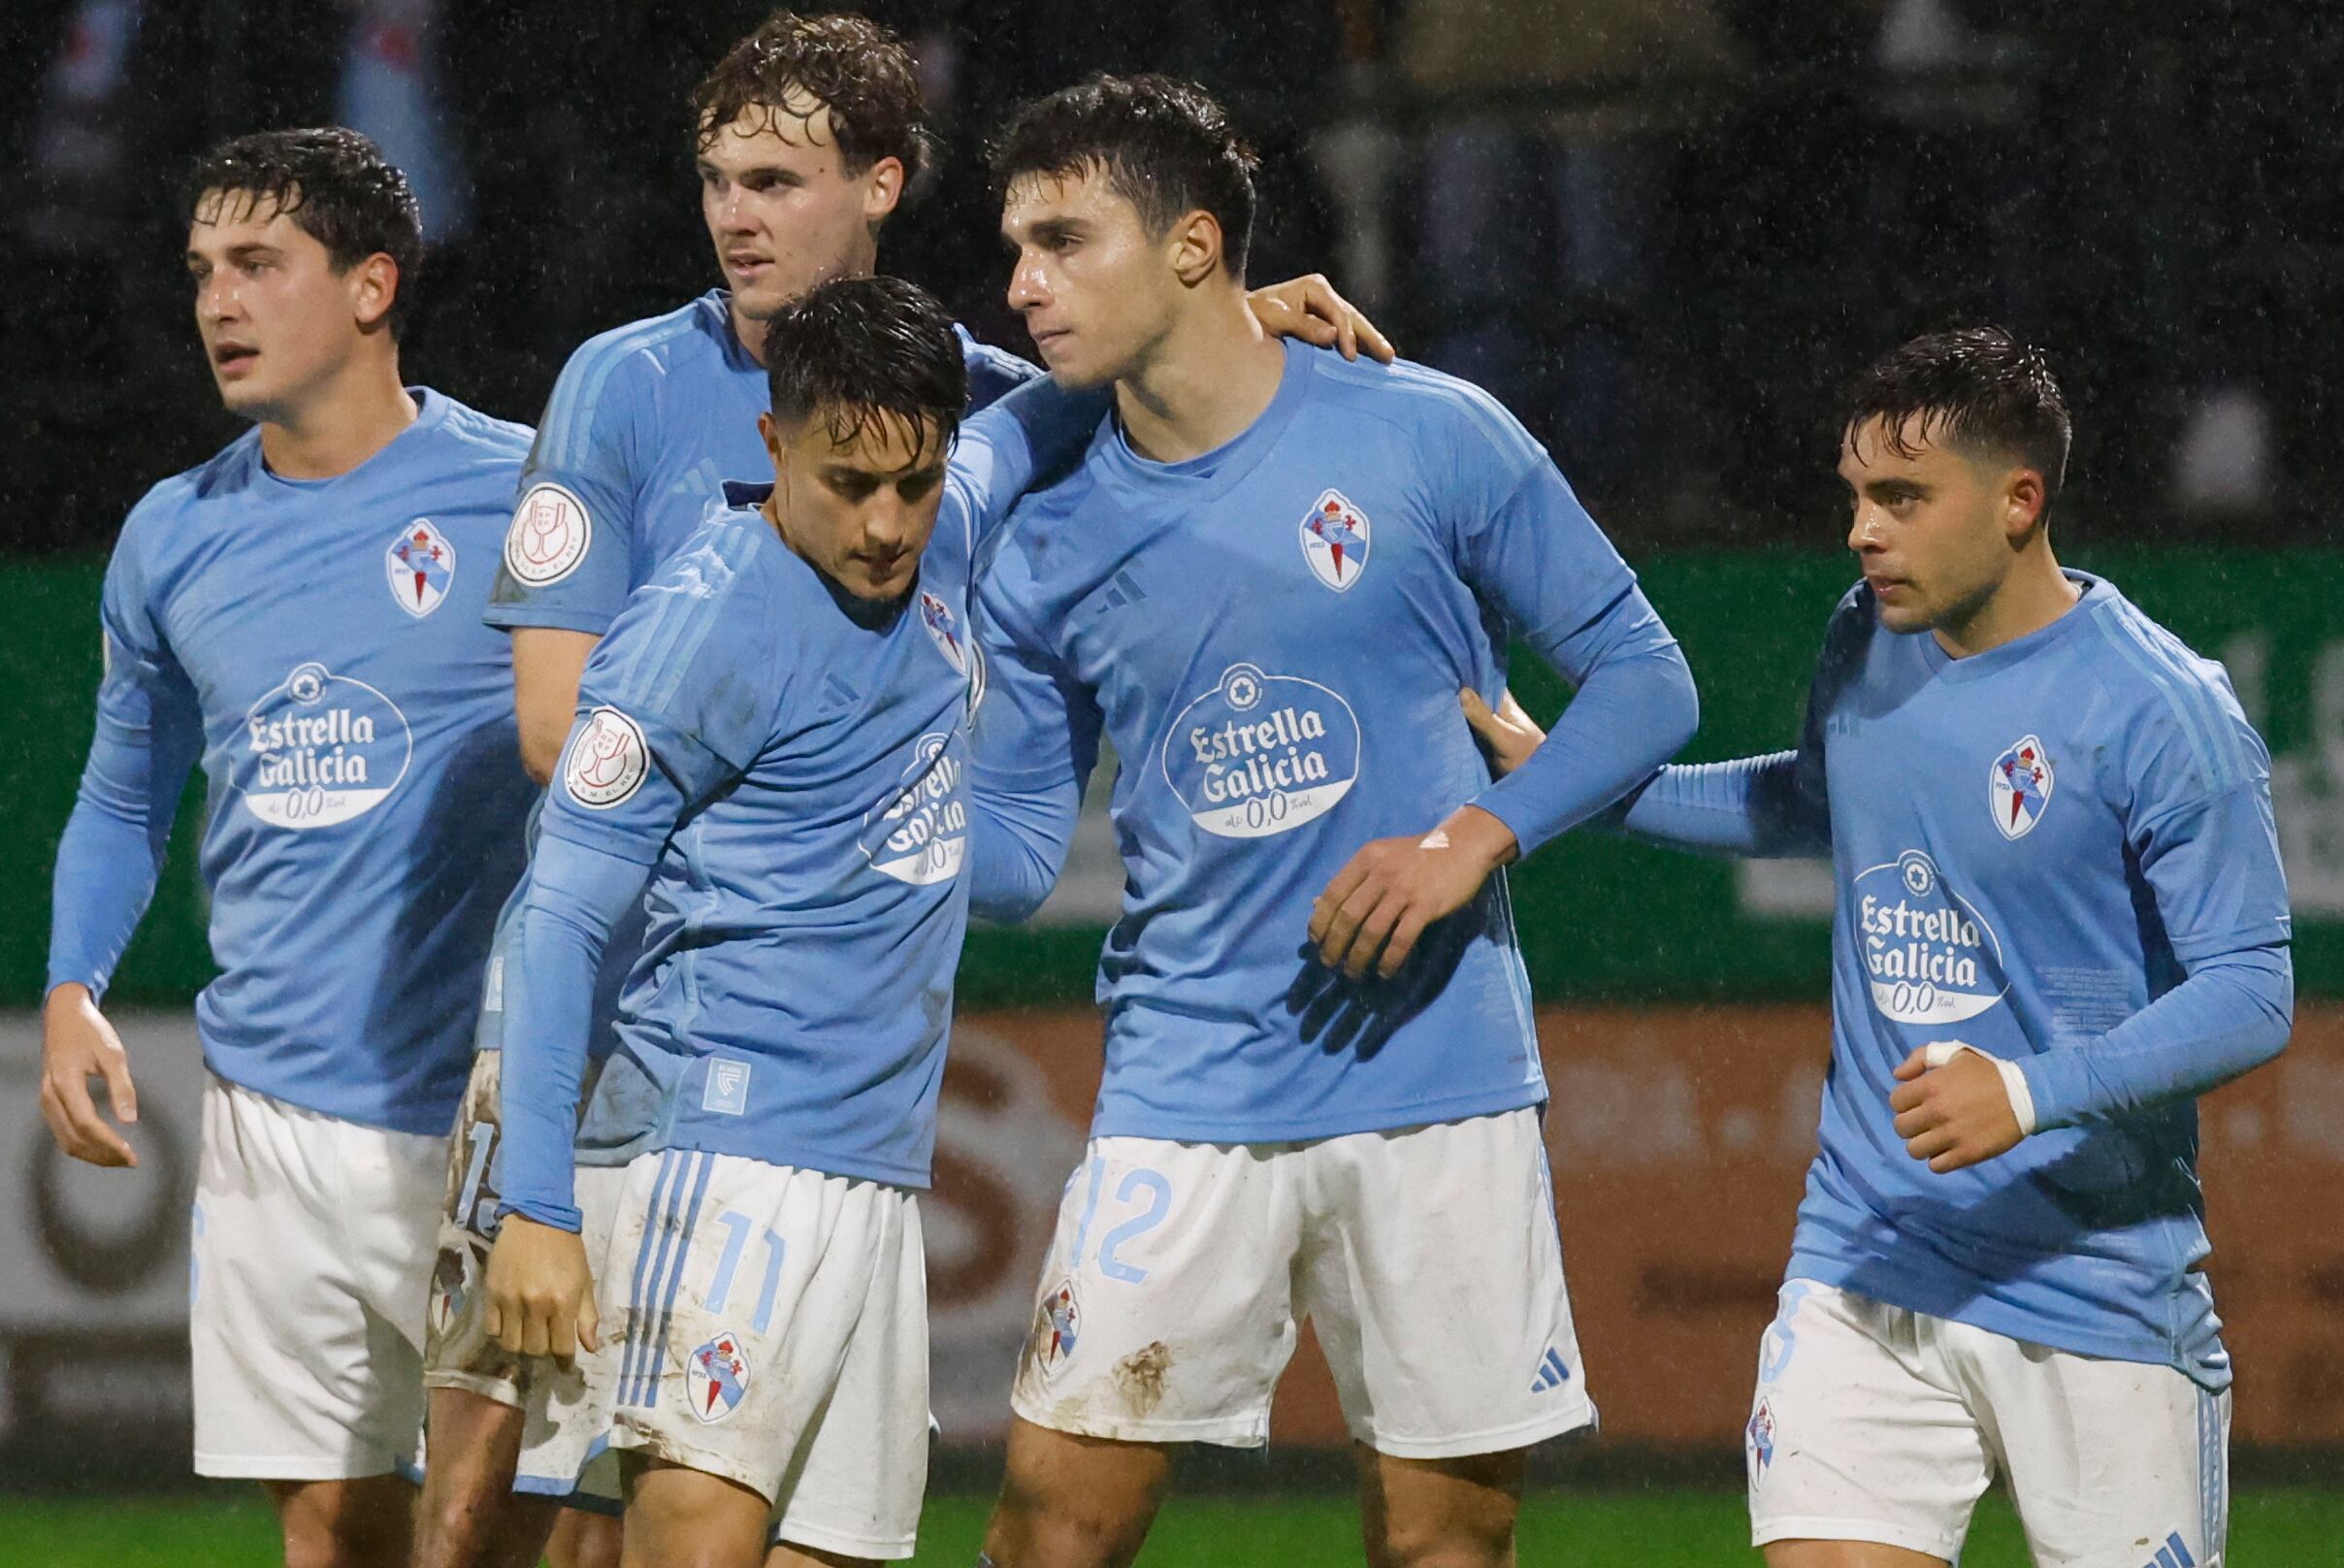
[{"x1": 1005, "y1": 254, "x2": 1048, "y2": 312}]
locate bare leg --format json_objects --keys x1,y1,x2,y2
[
  {"x1": 549, "y1": 1507, "x2": 627, "y2": 1568},
  {"x1": 263, "y1": 1475, "x2": 415, "y2": 1568},
  {"x1": 1763, "y1": 1543, "x2": 1950, "y2": 1568},
  {"x1": 979, "y1": 1418, "x2": 1175, "y2": 1568},
  {"x1": 412, "y1": 1386, "x2": 565, "y2": 1568},
  {"x1": 1354, "y1": 1444, "x2": 1525, "y2": 1568},
  {"x1": 621, "y1": 1458, "x2": 772, "y2": 1568}
]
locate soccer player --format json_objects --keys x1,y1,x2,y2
[
  {"x1": 1473, "y1": 329, "x2": 2291, "y2": 1567},
  {"x1": 965, "y1": 76, "x2": 1700, "y2": 1568},
  {"x1": 477, "y1": 276, "x2": 1100, "y2": 1568},
  {"x1": 40, "y1": 128, "x2": 537, "y2": 1568},
  {"x1": 415, "y1": 14, "x2": 1389, "y2": 1566}
]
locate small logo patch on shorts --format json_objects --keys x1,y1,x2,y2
[
  {"x1": 1746, "y1": 1397, "x2": 1776, "y2": 1474},
  {"x1": 1033, "y1": 1278, "x2": 1080, "y2": 1376},
  {"x1": 702, "y1": 1059, "x2": 752, "y2": 1116},
  {"x1": 686, "y1": 1331, "x2": 751, "y2": 1423}
]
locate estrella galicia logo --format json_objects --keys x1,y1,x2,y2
[
  {"x1": 685, "y1": 1330, "x2": 751, "y2": 1423},
  {"x1": 1854, "y1": 849, "x2": 2007, "y2": 1025},
  {"x1": 1990, "y1": 733, "x2": 2054, "y2": 839},
  {"x1": 860, "y1": 731, "x2": 968, "y2": 886},
  {"x1": 236, "y1": 662, "x2": 413, "y2": 829},
  {"x1": 1159, "y1": 663, "x2": 1362, "y2": 838}
]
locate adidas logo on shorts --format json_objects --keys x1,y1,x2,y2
[
  {"x1": 2139, "y1": 1531, "x2": 2197, "y2": 1568},
  {"x1": 1529, "y1": 1346, "x2": 1571, "y2": 1394}
]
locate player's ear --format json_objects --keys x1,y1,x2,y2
[
  {"x1": 861, "y1": 156, "x2": 905, "y2": 230},
  {"x1": 2004, "y1": 467, "x2": 2048, "y2": 541},
  {"x1": 1168, "y1": 209, "x2": 1224, "y2": 288},
  {"x1": 350, "y1": 251, "x2": 400, "y2": 334}
]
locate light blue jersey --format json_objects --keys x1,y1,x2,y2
[
  {"x1": 471, "y1": 291, "x2": 1038, "y2": 1061},
  {"x1": 969, "y1": 339, "x2": 1697, "y2": 1144},
  {"x1": 497, "y1": 376, "x2": 1098, "y2": 1227},
  {"x1": 48, "y1": 391, "x2": 538, "y2": 1132},
  {"x1": 486, "y1": 289, "x2": 1037, "y2": 637},
  {"x1": 1624, "y1": 574, "x2": 2293, "y2": 1387}
]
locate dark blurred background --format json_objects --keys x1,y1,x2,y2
[{"x1": 1, "y1": 0, "x2": 2339, "y2": 556}]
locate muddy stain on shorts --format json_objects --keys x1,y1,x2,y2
[{"x1": 1115, "y1": 1341, "x2": 1173, "y2": 1419}]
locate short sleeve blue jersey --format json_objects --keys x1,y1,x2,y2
[
  {"x1": 971, "y1": 340, "x2": 1691, "y2": 1143},
  {"x1": 1749, "y1": 575, "x2": 2290, "y2": 1388},
  {"x1": 485, "y1": 290, "x2": 1036, "y2": 637},
  {"x1": 49, "y1": 392, "x2": 538, "y2": 1132}
]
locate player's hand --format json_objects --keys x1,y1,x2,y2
[
  {"x1": 484, "y1": 1215, "x2": 602, "y2": 1366},
  {"x1": 1309, "y1": 805, "x2": 1517, "y2": 980},
  {"x1": 1460, "y1": 687, "x2": 1546, "y2": 779},
  {"x1": 1889, "y1": 1045, "x2": 2024, "y2": 1173},
  {"x1": 1247, "y1": 274, "x2": 1396, "y2": 364},
  {"x1": 40, "y1": 983, "x2": 139, "y2": 1168}
]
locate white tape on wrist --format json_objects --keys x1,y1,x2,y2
[{"x1": 1920, "y1": 1040, "x2": 2037, "y2": 1137}]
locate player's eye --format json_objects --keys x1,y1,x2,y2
[{"x1": 897, "y1": 474, "x2": 942, "y2": 503}]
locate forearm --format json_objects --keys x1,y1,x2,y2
[
  {"x1": 497, "y1": 836, "x2": 649, "y2": 1229},
  {"x1": 967, "y1": 771, "x2": 1080, "y2": 924},
  {"x1": 46, "y1": 721, "x2": 187, "y2": 996},
  {"x1": 511, "y1": 628, "x2": 598, "y2": 785},
  {"x1": 1614, "y1": 751, "x2": 1830, "y2": 858},
  {"x1": 1472, "y1": 642, "x2": 1698, "y2": 858},
  {"x1": 2018, "y1": 943, "x2": 2294, "y2": 1129}
]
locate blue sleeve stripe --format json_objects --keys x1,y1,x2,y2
[
  {"x1": 540, "y1": 315, "x2": 695, "y2": 476},
  {"x1": 2094, "y1": 604, "x2": 2247, "y2": 793},
  {"x1": 608, "y1": 536, "x2": 750, "y2": 714},
  {"x1": 1374, "y1": 362, "x2": 1546, "y2": 476}
]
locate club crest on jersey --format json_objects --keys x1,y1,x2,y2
[
  {"x1": 1033, "y1": 1278, "x2": 1080, "y2": 1376},
  {"x1": 1299, "y1": 488, "x2": 1371, "y2": 591},
  {"x1": 685, "y1": 1330, "x2": 751, "y2": 1423},
  {"x1": 504, "y1": 483, "x2": 591, "y2": 587},
  {"x1": 1990, "y1": 734, "x2": 2054, "y2": 839},
  {"x1": 386, "y1": 518, "x2": 454, "y2": 617},
  {"x1": 920, "y1": 588, "x2": 968, "y2": 674},
  {"x1": 564, "y1": 707, "x2": 649, "y2": 809}
]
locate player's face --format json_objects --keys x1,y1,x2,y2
[
  {"x1": 699, "y1": 102, "x2": 903, "y2": 327},
  {"x1": 185, "y1": 190, "x2": 380, "y2": 423},
  {"x1": 1000, "y1": 167, "x2": 1182, "y2": 389},
  {"x1": 761, "y1": 407, "x2": 948, "y2": 603},
  {"x1": 1839, "y1": 415, "x2": 2032, "y2": 636}
]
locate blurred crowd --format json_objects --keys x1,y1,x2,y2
[{"x1": 1, "y1": 0, "x2": 2337, "y2": 555}]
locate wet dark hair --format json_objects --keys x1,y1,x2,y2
[
  {"x1": 764, "y1": 276, "x2": 966, "y2": 463},
  {"x1": 989, "y1": 73, "x2": 1258, "y2": 280},
  {"x1": 184, "y1": 127, "x2": 424, "y2": 338},
  {"x1": 1844, "y1": 327, "x2": 2072, "y2": 519},
  {"x1": 692, "y1": 12, "x2": 935, "y2": 192}
]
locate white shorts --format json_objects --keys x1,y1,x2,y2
[
  {"x1": 1747, "y1": 1280, "x2": 2230, "y2": 1566},
  {"x1": 520, "y1": 1150, "x2": 928, "y2": 1561},
  {"x1": 191, "y1": 1076, "x2": 445, "y2": 1480},
  {"x1": 1011, "y1": 1107, "x2": 1592, "y2": 1458}
]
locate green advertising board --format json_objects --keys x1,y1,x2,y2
[{"x1": 6, "y1": 550, "x2": 2336, "y2": 1008}]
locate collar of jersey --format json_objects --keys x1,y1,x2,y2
[
  {"x1": 1091, "y1": 336, "x2": 1315, "y2": 506},
  {"x1": 255, "y1": 385, "x2": 451, "y2": 491},
  {"x1": 1919, "y1": 570, "x2": 2110, "y2": 681},
  {"x1": 701, "y1": 290, "x2": 768, "y2": 376}
]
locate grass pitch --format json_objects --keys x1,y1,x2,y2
[{"x1": 8, "y1": 1488, "x2": 2343, "y2": 1566}]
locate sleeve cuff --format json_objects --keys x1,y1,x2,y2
[{"x1": 494, "y1": 1198, "x2": 583, "y2": 1234}]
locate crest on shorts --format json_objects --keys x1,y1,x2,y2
[
  {"x1": 1299, "y1": 489, "x2": 1371, "y2": 592},
  {"x1": 1989, "y1": 734, "x2": 2054, "y2": 839},
  {"x1": 1033, "y1": 1278, "x2": 1080, "y2": 1375},
  {"x1": 686, "y1": 1330, "x2": 751, "y2": 1423},
  {"x1": 386, "y1": 519, "x2": 454, "y2": 617},
  {"x1": 920, "y1": 589, "x2": 967, "y2": 674},
  {"x1": 504, "y1": 483, "x2": 591, "y2": 587},
  {"x1": 1746, "y1": 1397, "x2": 1775, "y2": 1474}
]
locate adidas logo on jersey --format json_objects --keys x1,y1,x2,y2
[{"x1": 1529, "y1": 1346, "x2": 1571, "y2": 1393}]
